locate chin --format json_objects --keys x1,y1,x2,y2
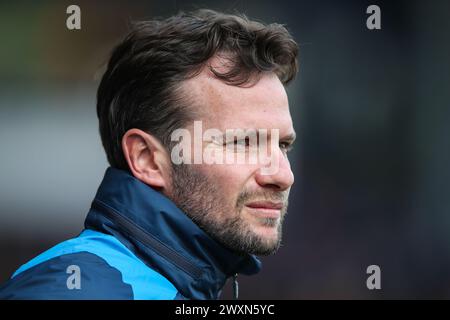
[{"x1": 250, "y1": 224, "x2": 280, "y2": 245}]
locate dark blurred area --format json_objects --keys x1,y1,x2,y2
[{"x1": 1, "y1": 0, "x2": 450, "y2": 299}]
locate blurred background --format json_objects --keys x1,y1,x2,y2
[{"x1": 1, "y1": 0, "x2": 450, "y2": 299}]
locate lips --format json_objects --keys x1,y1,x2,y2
[
  {"x1": 245, "y1": 201, "x2": 283, "y2": 219},
  {"x1": 246, "y1": 201, "x2": 283, "y2": 210}
]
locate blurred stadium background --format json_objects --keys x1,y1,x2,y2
[{"x1": 1, "y1": 0, "x2": 450, "y2": 299}]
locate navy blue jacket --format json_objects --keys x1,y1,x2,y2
[{"x1": 0, "y1": 167, "x2": 261, "y2": 299}]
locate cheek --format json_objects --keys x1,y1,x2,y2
[{"x1": 198, "y1": 163, "x2": 255, "y2": 202}]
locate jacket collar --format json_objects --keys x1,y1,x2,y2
[{"x1": 84, "y1": 167, "x2": 261, "y2": 299}]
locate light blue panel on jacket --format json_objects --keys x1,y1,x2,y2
[{"x1": 12, "y1": 229, "x2": 178, "y2": 300}]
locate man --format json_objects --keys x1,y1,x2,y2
[{"x1": 0, "y1": 9, "x2": 298, "y2": 299}]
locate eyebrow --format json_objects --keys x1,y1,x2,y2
[{"x1": 218, "y1": 129, "x2": 297, "y2": 143}]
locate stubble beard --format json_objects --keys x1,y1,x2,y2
[{"x1": 169, "y1": 163, "x2": 289, "y2": 256}]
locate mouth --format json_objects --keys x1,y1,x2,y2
[{"x1": 245, "y1": 201, "x2": 283, "y2": 219}]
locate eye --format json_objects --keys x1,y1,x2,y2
[
  {"x1": 225, "y1": 137, "x2": 250, "y2": 147},
  {"x1": 280, "y1": 142, "x2": 293, "y2": 153},
  {"x1": 235, "y1": 137, "x2": 250, "y2": 147}
]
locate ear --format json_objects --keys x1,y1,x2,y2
[{"x1": 122, "y1": 128, "x2": 171, "y2": 192}]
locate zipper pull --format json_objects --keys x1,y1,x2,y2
[{"x1": 233, "y1": 273, "x2": 239, "y2": 300}]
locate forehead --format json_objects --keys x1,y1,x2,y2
[{"x1": 182, "y1": 66, "x2": 293, "y2": 133}]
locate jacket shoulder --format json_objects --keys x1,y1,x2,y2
[
  {"x1": 0, "y1": 251, "x2": 132, "y2": 299},
  {"x1": 0, "y1": 230, "x2": 179, "y2": 300}
]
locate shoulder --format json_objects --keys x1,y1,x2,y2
[
  {"x1": 0, "y1": 230, "x2": 179, "y2": 300},
  {"x1": 0, "y1": 251, "x2": 132, "y2": 299}
]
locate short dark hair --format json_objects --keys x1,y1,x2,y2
[{"x1": 97, "y1": 9, "x2": 299, "y2": 170}]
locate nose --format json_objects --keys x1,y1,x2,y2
[{"x1": 254, "y1": 148, "x2": 294, "y2": 191}]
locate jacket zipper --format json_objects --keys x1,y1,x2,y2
[
  {"x1": 233, "y1": 273, "x2": 239, "y2": 300},
  {"x1": 91, "y1": 199, "x2": 203, "y2": 279}
]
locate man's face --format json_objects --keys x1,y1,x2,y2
[{"x1": 169, "y1": 67, "x2": 295, "y2": 256}]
